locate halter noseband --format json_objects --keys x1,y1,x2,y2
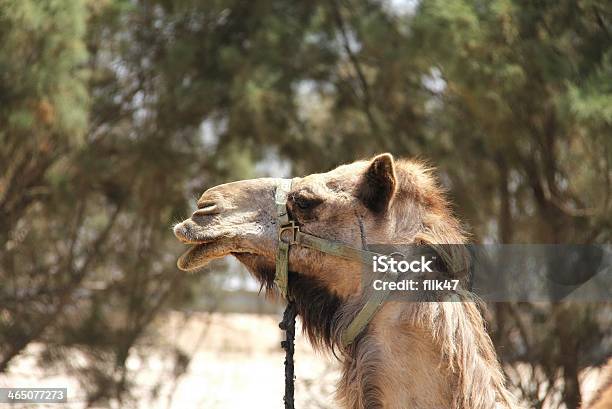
[{"x1": 274, "y1": 178, "x2": 398, "y2": 347}]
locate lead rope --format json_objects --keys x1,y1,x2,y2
[
  {"x1": 279, "y1": 300, "x2": 297, "y2": 409},
  {"x1": 275, "y1": 179, "x2": 296, "y2": 409}
]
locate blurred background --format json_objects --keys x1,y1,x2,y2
[{"x1": 0, "y1": 0, "x2": 610, "y2": 408}]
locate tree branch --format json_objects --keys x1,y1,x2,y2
[{"x1": 329, "y1": 0, "x2": 385, "y2": 143}]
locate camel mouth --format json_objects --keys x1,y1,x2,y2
[
  {"x1": 174, "y1": 220, "x2": 243, "y2": 271},
  {"x1": 177, "y1": 243, "x2": 216, "y2": 271},
  {"x1": 176, "y1": 240, "x2": 250, "y2": 271}
]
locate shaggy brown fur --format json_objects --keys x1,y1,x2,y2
[
  {"x1": 584, "y1": 359, "x2": 612, "y2": 409},
  {"x1": 174, "y1": 154, "x2": 517, "y2": 409}
]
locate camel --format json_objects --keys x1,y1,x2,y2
[
  {"x1": 173, "y1": 153, "x2": 517, "y2": 409},
  {"x1": 584, "y1": 359, "x2": 612, "y2": 409}
]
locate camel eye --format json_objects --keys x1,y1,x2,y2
[
  {"x1": 293, "y1": 195, "x2": 322, "y2": 211},
  {"x1": 295, "y1": 198, "x2": 313, "y2": 210}
]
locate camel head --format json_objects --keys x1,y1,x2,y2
[{"x1": 173, "y1": 153, "x2": 463, "y2": 301}]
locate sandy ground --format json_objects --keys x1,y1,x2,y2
[
  {"x1": 0, "y1": 312, "x2": 607, "y2": 409},
  {"x1": 1, "y1": 312, "x2": 338, "y2": 409},
  {"x1": 142, "y1": 312, "x2": 339, "y2": 409}
]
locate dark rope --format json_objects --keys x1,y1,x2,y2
[{"x1": 279, "y1": 300, "x2": 297, "y2": 409}]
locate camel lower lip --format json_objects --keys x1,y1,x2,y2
[
  {"x1": 177, "y1": 243, "x2": 210, "y2": 271},
  {"x1": 177, "y1": 240, "x2": 240, "y2": 271}
]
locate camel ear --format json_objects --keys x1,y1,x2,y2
[{"x1": 358, "y1": 153, "x2": 397, "y2": 213}]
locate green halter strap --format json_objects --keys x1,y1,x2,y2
[
  {"x1": 274, "y1": 179, "x2": 398, "y2": 347},
  {"x1": 274, "y1": 178, "x2": 293, "y2": 299}
]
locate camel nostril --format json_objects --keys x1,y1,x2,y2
[{"x1": 192, "y1": 204, "x2": 219, "y2": 217}]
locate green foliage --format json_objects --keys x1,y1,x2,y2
[{"x1": 0, "y1": 0, "x2": 89, "y2": 141}]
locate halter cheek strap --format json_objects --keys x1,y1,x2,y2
[
  {"x1": 274, "y1": 179, "x2": 398, "y2": 347},
  {"x1": 274, "y1": 178, "x2": 293, "y2": 299}
]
